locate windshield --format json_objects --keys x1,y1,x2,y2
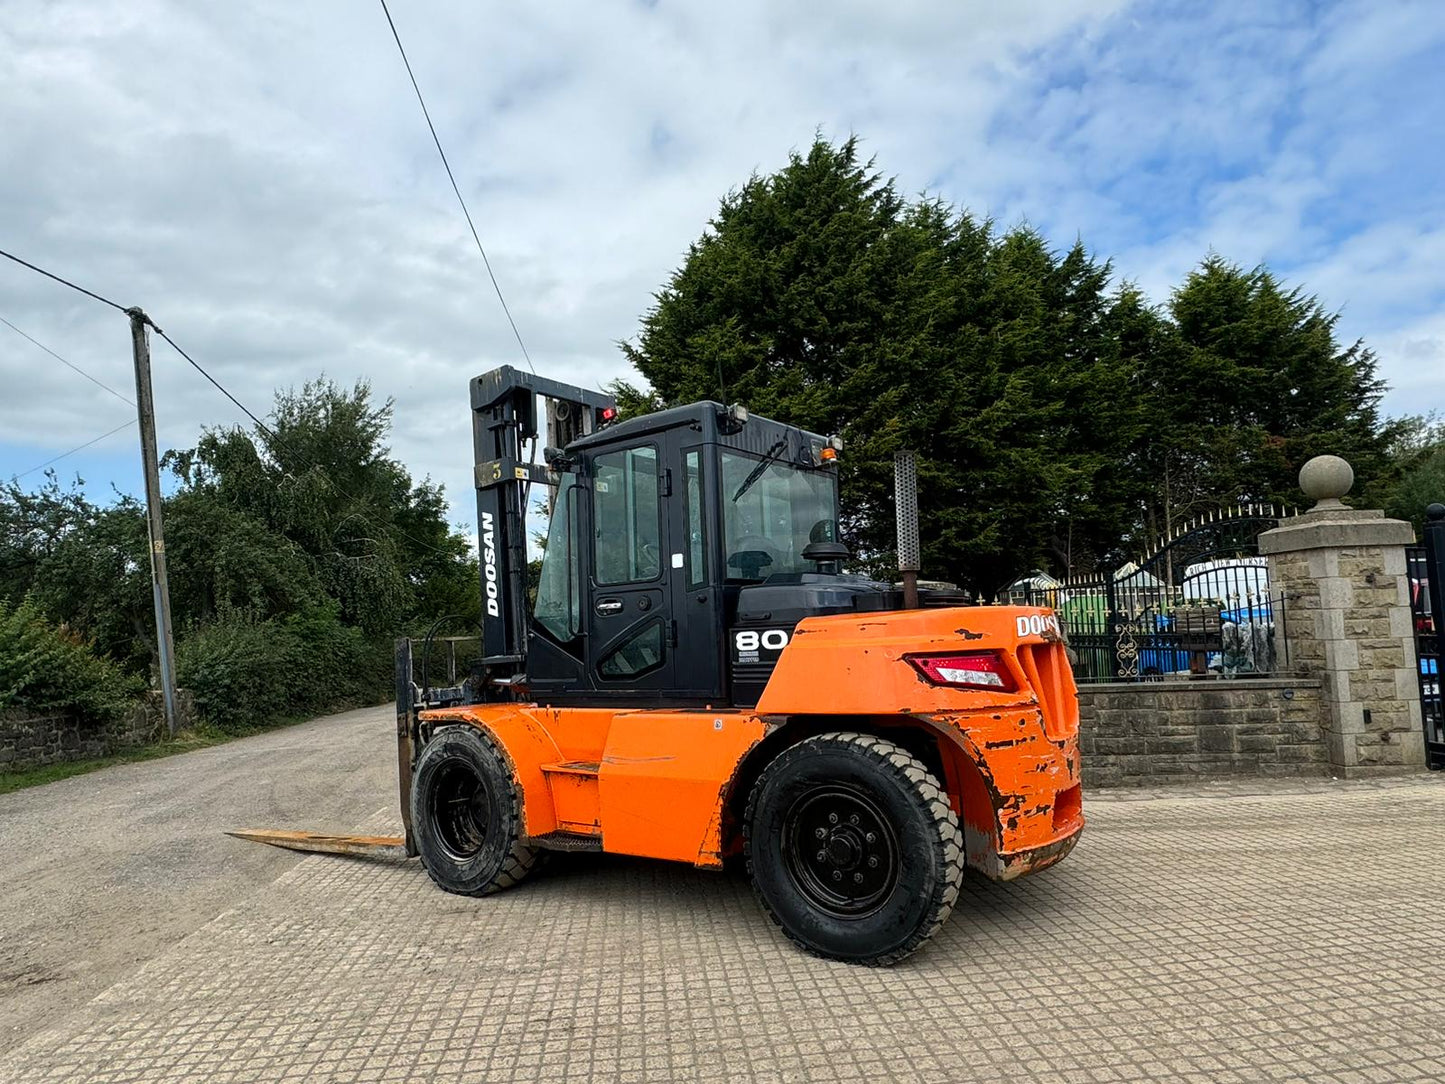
[{"x1": 720, "y1": 448, "x2": 838, "y2": 582}]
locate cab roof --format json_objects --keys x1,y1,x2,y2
[{"x1": 565, "y1": 400, "x2": 828, "y2": 458}]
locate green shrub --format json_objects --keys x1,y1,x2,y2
[
  {"x1": 0, "y1": 599, "x2": 142, "y2": 723},
  {"x1": 176, "y1": 612, "x2": 299, "y2": 732},
  {"x1": 177, "y1": 604, "x2": 388, "y2": 733}
]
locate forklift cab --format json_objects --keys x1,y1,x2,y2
[
  {"x1": 469, "y1": 366, "x2": 894, "y2": 710},
  {"x1": 526, "y1": 401, "x2": 852, "y2": 707}
]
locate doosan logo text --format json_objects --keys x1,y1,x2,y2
[
  {"x1": 1015, "y1": 614, "x2": 1060, "y2": 638},
  {"x1": 480, "y1": 512, "x2": 500, "y2": 617}
]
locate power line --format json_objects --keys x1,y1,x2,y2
[
  {"x1": 0, "y1": 313, "x2": 134, "y2": 406},
  {"x1": 12, "y1": 418, "x2": 136, "y2": 481},
  {"x1": 377, "y1": 0, "x2": 536, "y2": 373},
  {"x1": 0, "y1": 244, "x2": 460, "y2": 557},
  {"x1": 0, "y1": 246, "x2": 127, "y2": 313},
  {"x1": 153, "y1": 326, "x2": 277, "y2": 441}
]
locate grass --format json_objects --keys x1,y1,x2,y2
[{"x1": 0, "y1": 719, "x2": 293, "y2": 796}]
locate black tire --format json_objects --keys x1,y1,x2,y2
[
  {"x1": 410, "y1": 726, "x2": 539, "y2": 896},
  {"x1": 744, "y1": 731, "x2": 964, "y2": 966}
]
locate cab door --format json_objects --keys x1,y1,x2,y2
[
  {"x1": 585, "y1": 442, "x2": 674, "y2": 697},
  {"x1": 666, "y1": 440, "x2": 726, "y2": 702}
]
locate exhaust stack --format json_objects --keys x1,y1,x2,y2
[{"x1": 894, "y1": 450, "x2": 921, "y2": 609}]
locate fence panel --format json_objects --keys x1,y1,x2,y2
[
  {"x1": 1002, "y1": 507, "x2": 1290, "y2": 684},
  {"x1": 1406, "y1": 543, "x2": 1444, "y2": 769}
]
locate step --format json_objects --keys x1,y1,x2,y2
[
  {"x1": 530, "y1": 830, "x2": 603, "y2": 853},
  {"x1": 539, "y1": 761, "x2": 601, "y2": 833},
  {"x1": 541, "y1": 760, "x2": 600, "y2": 777}
]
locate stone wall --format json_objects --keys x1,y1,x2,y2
[
  {"x1": 1078, "y1": 677, "x2": 1326, "y2": 787},
  {"x1": 0, "y1": 691, "x2": 193, "y2": 773}
]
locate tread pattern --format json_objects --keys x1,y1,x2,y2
[
  {"x1": 473, "y1": 729, "x2": 539, "y2": 895},
  {"x1": 743, "y1": 730, "x2": 965, "y2": 966},
  {"x1": 416, "y1": 726, "x2": 540, "y2": 897}
]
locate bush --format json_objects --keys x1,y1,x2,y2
[
  {"x1": 176, "y1": 604, "x2": 388, "y2": 733},
  {"x1": 0, "y1": 599, "x2": 142, "y2": 723}
]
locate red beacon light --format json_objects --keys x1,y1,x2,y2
[{"x1": 599, "y1": 406, "x2": 618, "y2": 425}]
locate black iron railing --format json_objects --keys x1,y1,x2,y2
[
  {"x1": 1007, "y1": 563, "x2": 1284, "y2": 684},
  {"x1": 1406, "y1": 540, "x2": 1444, "y2": 770}
]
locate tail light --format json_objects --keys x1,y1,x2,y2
[{"x1": 906, "y1": 651, "x2": 1016, "y2": 692}]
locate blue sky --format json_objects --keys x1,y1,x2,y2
[{"x1": 2, "y1": 0, "x2": 1442, "y2": 528}]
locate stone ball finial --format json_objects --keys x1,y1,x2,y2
[{"x1": 1299, "y1": 454, "x2": 1354, "y2": 510}]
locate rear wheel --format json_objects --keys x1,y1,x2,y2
[
  {"x1": 411, "y1": 726, "x2": 539, "y2": 896},
  {"x1": 744, "y1": 731, "x2": 964, "y2": 965}
]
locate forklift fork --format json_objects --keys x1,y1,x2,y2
[{"x1": 229, "y1": 638, "x2": 421, "y2": 862}]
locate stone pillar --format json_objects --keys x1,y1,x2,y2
[{"x1": 1259, "y1": 455, "x2": 1423, "y2": 775}]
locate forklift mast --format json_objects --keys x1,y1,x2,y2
[{"x1": 470, "y1": 366, "x2": 615, "y2": 683}]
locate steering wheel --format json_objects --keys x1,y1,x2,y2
[
  {"x1": 731, "y1": 534, "x2": 784, "y2": 563},
  {"x1": 727, "y1": 535, "x2": 785, "y2": 580}
]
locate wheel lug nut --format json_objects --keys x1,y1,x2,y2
[
  {"x1": 868, "y1": 856, "x2": 878, "y2": 868},
  {"x1": 828, "y1": 813, "x2": 838, "y2": 824},
  {"x1": 849, "y1": 814, "x2": 860, "y2": 825},
  {"x1": 865, "y1": 832, "x2": 877, "y2": 844},
  {"x1": 854, "y1": 873, "x2": 863, "y2": 884},
  {"x1": 816, "y1": 850, "x2": 826, "y2": 862},
  {"x1": 832, "y1": 870, "x2": 842, "y2": 882},
  {"x1": 815, "y1": 827, "x2": 826, "y2": 839}
]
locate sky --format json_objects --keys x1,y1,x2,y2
[{"x1": 2, "y1": 0, "x2": 1443, "y2": 536}]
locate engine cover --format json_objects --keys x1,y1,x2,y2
[{"x1": 729, "y1": 573, "x2": 900, "y2": 706}]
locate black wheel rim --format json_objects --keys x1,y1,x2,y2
[
  {"x1": 431, "y1": 759, "x2": 491, "y2": 860},
  {"x1": 782, "y1": 782, "x2": 900, "y2": 918}
]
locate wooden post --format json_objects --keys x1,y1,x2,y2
[{"x1": 127, "y1": 308, "x2": 180, "y2": 737}]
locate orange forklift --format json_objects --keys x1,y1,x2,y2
[{"x1": 237, "y1": 366, "x2": 1083, "y2": 965}]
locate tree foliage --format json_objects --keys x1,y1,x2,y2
[
  {"x1": 1371, "y1": 413, "x2": 1445, "y2": 533},
  {"x1": 0, "y1": 598, "x2": 142, "y2": 723},
  {"x1": 1, "y1": 378, "x2": 478, "y2": 730},
  {"x1": 620, "y1": 136, "x2": 1404, "y2": 591}
]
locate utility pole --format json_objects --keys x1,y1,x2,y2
[{"x1": 127, "y1": 307, "x2": 180, "y2": 737}]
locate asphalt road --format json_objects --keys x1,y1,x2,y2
[{"x1": 0, "y1": 705, "x2": 394, "y2": 1055}]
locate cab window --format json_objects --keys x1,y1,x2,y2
[
  {"x1": 533, "y1": 478, "x2": 580, "y2": 640},
  {"x1": 593, "y1": 446, "x2": 661, "y2": 585}
]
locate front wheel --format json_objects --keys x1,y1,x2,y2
[
  {"x1": 744, "y1": 731, "x2": 965, "y2": 966},
  {"x1": 411, "y1": 725, "x2": 539, "y2": 896}
]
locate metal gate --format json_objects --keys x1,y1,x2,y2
[
  {"x1": 1004, "y1": 505, "x2": 1288, "y2": 683},
  {"x1": 1407, "y1": 504, "x2": 1445, "y2": 770}
]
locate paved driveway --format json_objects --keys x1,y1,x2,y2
[
  {"x1": 0, "y1": 705, "x2": 394, "y2": 1056},
  {"x1": 1, "y1": 718, "x2": 1442, "y2": 1082}
]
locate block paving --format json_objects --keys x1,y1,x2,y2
[{"x1": 2, "y1": 775, "x2": 1442, "y2": 1082}]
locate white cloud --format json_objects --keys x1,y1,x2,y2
[
  {"x1": 0, "y1": 0, "x2": 1129, "y2": 521},
  {"x1": 1, "y1": 0, "x2": 1442, "y2": 529}
]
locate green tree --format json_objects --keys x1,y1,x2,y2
[
  {"x1": 165, "y1": 377, "x2": 478, "y2": 635},
  {"x1": 0, "y1": 472, "x2": 98, "y2": 606},
  {"x1": 1150, "y1": 257, "x2": 1396, "y2": 525},
  {"x1": 620, "y1": 137, "x2": 1150, "y2": 590},
  {"x1": 1373, "y1": 412, "x2": 1445, "y2": 532},
  {"x1": 1, "y1": 375, "x2": 480, "y2": 731},
  {"x1": 620, "y1": 137, "x2": 1400, "y2": 591}
]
